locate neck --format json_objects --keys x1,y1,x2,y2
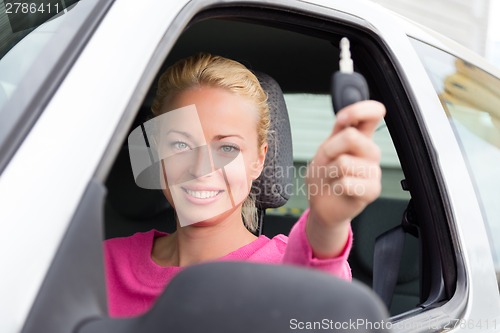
[{"x1": 152, "y1": 208, "x2": 257, "y2": 267}]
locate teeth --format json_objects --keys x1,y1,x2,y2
[{"x1": 186, "y1": 189, "x2": 220, "y2": 199}]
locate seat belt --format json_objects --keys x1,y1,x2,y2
[{"x1": 372, "y1": 199, "x2": 418, "y2": 309}]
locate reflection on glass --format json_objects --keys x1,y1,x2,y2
[
  {"x1": 412, "y1": 39, "x2": 500, "y2": 275},
  {"x1": 0, "y1": 1, "x2": 81, "y2": 113}
]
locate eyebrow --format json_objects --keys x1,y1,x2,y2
[
  {"x1": 213, "y1": 134, "x2": 244, "y2": 140},
  {"x1": 165, "y1": 130, "x2": 243, "y2": 141},
  {"x1": 165, "y1": 130, "x2": 193, "y2": 139}
]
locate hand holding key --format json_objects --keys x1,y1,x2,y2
[
  {"x1": 305, "y1": 38, "x2": 386, "y2": 258},
  {"x1": 332, "y1": 38, "x2": 370, "y2": 112}
]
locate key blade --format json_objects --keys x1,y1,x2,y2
[{"x1": 339, "y1": 37, "x2": 353, "y2": 73}]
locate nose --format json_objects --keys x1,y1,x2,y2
[{"x1": 188, "y1": 145, "x2": 214, "y2": 179}]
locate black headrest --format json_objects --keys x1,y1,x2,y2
[{"x1": 252, "y1": 72, "x2": 293, "y2": 210}]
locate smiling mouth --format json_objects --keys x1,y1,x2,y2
[{"x1": 182, "y1": 188, "x2": 223, "y2": 199}]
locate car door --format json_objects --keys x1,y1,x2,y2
[
  {"x1": 2, "y1": 0, "x2": 498, "y2": 332},
  {"x1": 0, "y1": 0, "x2": 188, "y2": 332}
]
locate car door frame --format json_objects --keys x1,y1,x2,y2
[{"x1": 8, "y1": 0, "x2": 498, "y2": 332}]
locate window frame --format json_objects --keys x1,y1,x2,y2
[
  {"x1": 410, "y1": 37, "x2": 500, "y2": 281},
  {"x1": 89, "y1": 0, "x2": 464, "y2": 329},
  {"x1": 0, "y1": 0, "x2": 114, "y2": 175}
]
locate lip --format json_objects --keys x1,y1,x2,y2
[{"x1": 180, "y1": 186, "x2": 225, "y2": 205}]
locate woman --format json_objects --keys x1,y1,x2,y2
[{"x1": 105, "y1": 53, "x2": 385, "y2": 317}]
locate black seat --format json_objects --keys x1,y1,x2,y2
[
  {"x1": 350, "y1": 197, "x2": 420, "y2": 315},
  {"x1": 104, "y1": 72, "x2": 294, "y2": 239},
  {"x1": 104, "y1": 144, "x2": 175, "y2": 239}
]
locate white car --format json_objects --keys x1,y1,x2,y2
[{"x1": 0, "y1": 0, "x2": 499, "y2": 332}]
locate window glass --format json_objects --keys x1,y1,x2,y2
[
  {"x1": 0, "y1": 0, "x2": 103, "y2": 169},
  {"x1": 0, "y1": 0, "x2": 81, "y2": 113},
  {"x1": 411, "y1": 38, "x2": 500, "y2": 274},
  {"x1": 267, "y1": 93, "x2": 409, "y2": 217}
]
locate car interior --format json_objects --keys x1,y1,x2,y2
[
  {"x1": 101, "y1": 3, "x2": 458, "y2": 322},
  {"x1": 4, "y1": 1, "x2": 484, "y2": 332}
]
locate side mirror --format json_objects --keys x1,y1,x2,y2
[{"x1": 79, "y1": 261, "x2": 391, "y2": 333}]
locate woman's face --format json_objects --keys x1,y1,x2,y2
[{"x1": 157, "y1": 86, "x2": 267, "y2": 227}]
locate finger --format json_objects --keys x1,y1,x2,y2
[
  {"x1": 332, "y1": 176, "x2": 382, "y2": 203},
  {"x1": 318, "y1": 127, "x2": 381, "y2": 165},
  {"x1": 325, "y1": 154, "x2": 381, "y2": 180},
  {"x1": 308, "y1": 155, "x2": 379, "y2": 182},
  {"x1": 332, "y1": 100, "x2": 386, "y2": 137}
]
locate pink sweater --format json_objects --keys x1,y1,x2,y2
[{"x1": 104, "y1": 209, "x2": 352, "y2": 317}]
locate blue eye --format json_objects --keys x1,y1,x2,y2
[
  {"x1": 172, "y1": 141, "x2": 190, "y2": 151},
  {"x1": 220, "y1": 144, "x2": 239, "y2": 153}
]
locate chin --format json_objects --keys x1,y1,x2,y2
[{"x1": 178, "y1": 204, "x2": 242, "y2": 228}]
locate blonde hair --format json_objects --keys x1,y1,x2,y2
[{"x1": 152, "y1": 53, "x2": 270, "y2": 232}]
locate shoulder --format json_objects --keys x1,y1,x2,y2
[{"x1": 104, "y1": 230, "x2": 166, "y2": 259}]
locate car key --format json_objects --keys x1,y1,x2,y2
[{"x1": 331, "y1": 37, "x2": 369, "y2": 113}]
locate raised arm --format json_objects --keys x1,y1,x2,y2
[{"x1": 305, "y1": 100, "x2": 386, "y2": 258}]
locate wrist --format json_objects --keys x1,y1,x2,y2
[{"x1": 306, "y1": 209, "x2": 351, "y2": 259}]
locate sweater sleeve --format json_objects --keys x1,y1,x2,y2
[{"x1": 282, "y1": 208, "x2": 352, "y2": 280}]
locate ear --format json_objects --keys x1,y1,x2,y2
[{"x1": 250, "y1": 142, "x2": 268, "y2": 180}]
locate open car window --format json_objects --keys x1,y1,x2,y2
[
  {"x1": 270, "y1": 93, "x2": 408, "y2": 218},
  {"x1": 19, "y1": 1, "x2": 462, "y2": 331},
  {"x1": 101, "y1": 8, "x2": 431, "y2": 321}
]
